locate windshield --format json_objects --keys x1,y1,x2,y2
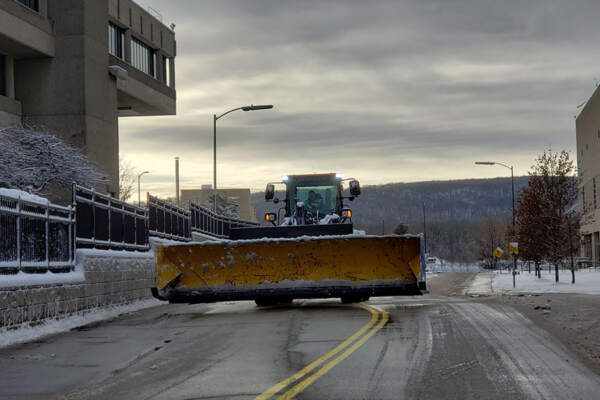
[{"x1": 294, "y1": 185, "x2": 338, "y2": 215}]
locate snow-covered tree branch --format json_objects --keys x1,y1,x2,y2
[{"x1": 0, "y1": 125, "x2": 106, "y2": 195}]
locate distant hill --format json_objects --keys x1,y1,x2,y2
[{"x1": 251, "y1": 176, "x2": 530, "y2": 234}]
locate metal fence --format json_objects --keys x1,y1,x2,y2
[
  {"x1": 0, "y1": 191, "x2": 75, "y2": 273},
  {"x1": 148, "y1": 194, "x2": 191, "y2": 241},
  {"x1": 73, "y1": 185, "x2": 149, "y2": 251},
  {"x1": 190, "y1": 202, "x2": 259, "y2": 239}
]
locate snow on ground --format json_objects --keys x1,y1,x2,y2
[
  {"x1": 0, "y1": 269, "x2": 85, "y2": 288},
  {"x1": 426, "y1": 263, "x2": 482, "y2": 274},
  {"x1": 492, "y1": 268, "x2": 600, "y2": 295},
  {"x1": 464, "y1": 272, "x2": 494, "y2": 296},
  {"x1": 0, "y1": 299, "x2": 164, "y2": 349},
  {"x1": 0, "y1": 188, "x2": 49, "y2": 205}
]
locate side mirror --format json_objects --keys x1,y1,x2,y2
[
  {"x1": 349, "y1": 180, "x2": 361, "y2": 196},
  {"x1": 265, "y1": 184, "x2": 275, "y2": 201}
]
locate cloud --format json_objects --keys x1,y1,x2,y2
[{"x1": 121, "y1": 0, "x2": 596, "y2": 194}]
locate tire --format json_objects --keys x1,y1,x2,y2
[
  {"x1": 341, "y1": 295, "x2": 362, "y2": 304},
  {"x1": 255, "y1": 297, "x2": 294, "y2": 307},
  {"x1": 255, "y1": 298, "x2": 273, "y2": 307}
]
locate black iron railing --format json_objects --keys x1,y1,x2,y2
[
  {"x1": 0, "y1": 190, "x2": 74, "y2": 273},
  {"x1": 73, "y1": 185, "x2": 149, "y2": 251},
  {"x1": 190, "y1": 202, "x2": 259, "y2": 239},
  {"x1": 148, "y1": 194, "x2": 191, "y2": 241}
]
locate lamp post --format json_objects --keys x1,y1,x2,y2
[
  {"x1": 137, "y1": 170, "x2": 149, "y2": 206},
  {"x1": 475, "y1": 160, "x2": 516, "y2": 287},
  {"x1": 212, "y1": 104, "x2": 273, "y2": 213}
]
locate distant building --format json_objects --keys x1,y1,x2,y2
[
  {"x1": 0, "y1": 0, "x2": 176, "y2": 197},
  {"x1": 181, "y1": 188, "x2": 257, "y2": 222},
  {"x1": 576, "y1": 86, "x2": 600, "y2": 263}
]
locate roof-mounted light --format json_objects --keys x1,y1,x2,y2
[
  {"x1": 282, "y1": 175, "x2": 289, "y2": 182},
  {"x1": 335, "y1": 173, "x2": 343, "y2": 180}
]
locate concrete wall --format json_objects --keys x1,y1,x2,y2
[
  {"x1": 576, "y1": 85, "x2": 600, "y2": 262},
  {"x1": 0, "y1": 250, "x2": 157, "y2": 330},
  {"x1": 3, "y1": 0, "x2": 177, "y2": 198}
]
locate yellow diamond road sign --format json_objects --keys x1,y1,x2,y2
[
  {"x1": 509, "y1": 242, "x2": 519, "y2": 255},
  {"x1": 494, "y1": 247, "x2": 504, "y2": 259}
]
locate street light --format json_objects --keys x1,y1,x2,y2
[
  {"x1": 137, "y1": 171, "x2": 149, "y2": 206},
  {"x1": 474, "y1": 161, "x2": 514, "y2": 225},
  {"x1": 475, "y1": 160, "x2": 516, "y2": 287},
  {"x1": 213, "y1": 104, "x2": 273, "y2": 213}
]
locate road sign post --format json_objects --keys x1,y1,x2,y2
[
  {"x1": 493, "y1": 247, "x2": 504, "y2": 271},
  {"x1": 509, "y1": 242, "x2": 519, "y2": 288}
]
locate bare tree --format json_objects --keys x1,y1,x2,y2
[
  {"x1": 0, "y1": 125, "x2": 105, "y2": 195},
  {"x1": 119, "y1": 157, "x2": 136, "y2": 202},
  {"x1": 475, "y1": 217, "x2": 508, "y2": 269},
  {"x1": 515, "y1": 175, "x2": 547, "y2": 278},
  {"x1": 516, "y1": 149, "x2": 578, "y2": 282}
]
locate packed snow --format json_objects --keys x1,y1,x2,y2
[
  {"x1": 464, "y1": 269, "x2": 600, "y2": 295},
  {"x1": 0, "y1": 269, "x2": 85, "y2": 288},
  {"x1": 0, "y1": 188, "x2": 49, "y2": 205},
  {"x1": 0, "y1": 299, "x2": 164, "y2": 349},
  {"x1": 492, "y1": 268, "x2": 600, "y2": 295}
]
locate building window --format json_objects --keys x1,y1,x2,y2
[
  {"x1": 108, "y1": 23, "x2": 125, "y2": 59},
  {"x1": 16, "y1": 0, "x2": 39, "y2": 11},
  {"x1": 131, "y1": 37, "x2": 155, "y2": 77},
  {"x1": 162, "y1": 56, "x2": 171, "y2": 86},
  {"x1": 0, "y1": 55, "x2": 6, "y2": 96},
  {"x1": 594, "y1": 177, "x2": 598, "y2": 209}
]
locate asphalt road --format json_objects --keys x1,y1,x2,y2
[{"x1": 1, "y1": 273, "x2": 599, "y2": 400}]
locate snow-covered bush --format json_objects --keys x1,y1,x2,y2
[{"x1": 0, "y1": 125, "x2": 105, "y2": 195}]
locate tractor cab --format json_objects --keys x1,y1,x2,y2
[{"x1": 265, "y1": 173, "x2": 360, "y2": 226}]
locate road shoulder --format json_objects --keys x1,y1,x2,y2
[{"x1": 482, "y1": 293, "x2": 600, "y2": 375}]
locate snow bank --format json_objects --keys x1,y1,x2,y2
[
  {"x1": 0, "y1": 299, "x2": 163, "y2": 349},
  {"x1": 492, "y1": 269, "x2": 600, "y2": 295},
  {"x1": 427, "y1": 263, "x2": 482, "y2": 274},
  {"x1": 0, "y1": 188, "x2": 49, "y2": 205},
  {"x1": 0, "y1": 269, "x2": 85, "y2": 288},
  {"x1": 75, "y1": 248, "x2": 155, "y2": 261}
]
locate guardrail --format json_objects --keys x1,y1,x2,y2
[
  {"x1": 147, "y1": 194, "x2": 191, "y2": 241},
  {"x1": 0, "y1": 190, "x2": 74, "y2": 273},
  {"x1": 190, "y1": 202, "x2": 259, "y2": 239},
  {"x1": 73, "y1": 185, "x2": 149, "y2": 251}
]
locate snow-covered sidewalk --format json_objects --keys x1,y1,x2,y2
[
  {"x1": 464, "y1": 269, "x2": 600, "y2": 295},
  {"x1": 492, "y1": 269, "x2": 600, "y2": 294},
  {"x1": 0, "y1": 299, "x2": 164, "y2": 349}
]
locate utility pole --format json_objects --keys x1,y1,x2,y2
[
  {"x1": 212, "y1": 104, "x2": 273, "y2": 213},
  {"x1": 137, "y1": 171, "x2": 149, "y2": 206},
  {"x1": 569, "y1": 221, "x2": 575, "y2": 284},
  {"x1": 422, "y1": 202, "x2": 427, "y2": 254},
  {"x1": 175, "y1": 157, "x2": 180, "y2": 206}
]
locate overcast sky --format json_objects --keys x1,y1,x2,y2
[{"x1": 120, "y1": 0, "x2": 598, "y2": 197}]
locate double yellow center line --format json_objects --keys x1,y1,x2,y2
[{"x1": 254, "y1": 303, "x2": 389, "y2": 400}]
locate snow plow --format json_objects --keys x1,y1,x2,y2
[{"x1": 152, "y1": 173, "x2": 426, "y2": 304}]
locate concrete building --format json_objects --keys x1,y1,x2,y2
[
  {"x1": 0, "y1": 0, "x2": 176, "y2": 197},
  {"x1": 576, "y1": 85, "x2": 600, "y2": 264},
  {"x1": 181, "y1": 188, "x2": 257, "y2": 222}
]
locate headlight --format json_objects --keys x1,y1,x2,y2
[{"x1": 265, "y1": 212, "x2": 277, "y2": 222}]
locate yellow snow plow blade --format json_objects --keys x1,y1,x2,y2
[{"x1": 153, "y1": 235, "x2": 424, "y2": 303}]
